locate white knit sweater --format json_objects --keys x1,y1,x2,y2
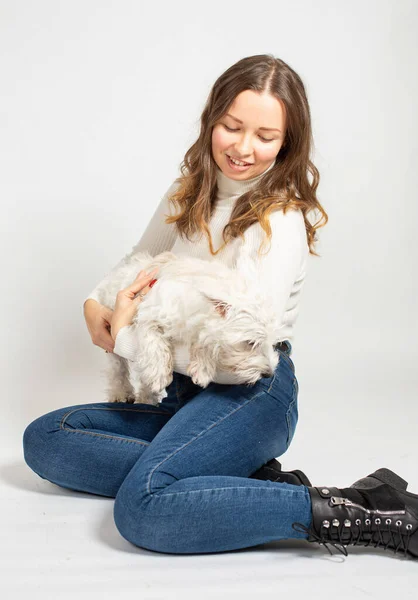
[{"x1": 84, "y1": 160, "x2": 310, "y2": 384}]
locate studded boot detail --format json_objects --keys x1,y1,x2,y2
[
  {"x1": 249, "y1": 458, "x2": 312, "y2": 487},
  {"x1": 292, "y1": 468, "x2": 418, "y2": 558}
]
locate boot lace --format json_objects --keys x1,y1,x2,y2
[{"x1": 292, "y1": 517, "x2": 413, "y2": 557}]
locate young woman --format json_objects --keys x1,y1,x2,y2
[{"x1": 23, "y1": 55, "x2": 417, "y2": 559}]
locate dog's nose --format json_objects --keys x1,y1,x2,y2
[{"x1": 262, "y1": 371, "x2": 273, "y2": 378}]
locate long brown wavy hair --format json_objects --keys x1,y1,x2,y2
[{"x1": 165, "y1": 54, "x2": 328, "y2": 258}]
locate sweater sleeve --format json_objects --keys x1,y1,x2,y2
[
  {"x1": 249, "y1": 207, "x2": 309, "y2": 334},
  {"x1": 83, "y1": 179, "x2": 180, "y2": 306},
  {"x1": 113, "y1": 207, "x2": 309, "y2": 386}
]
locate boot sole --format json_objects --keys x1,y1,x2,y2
[{"x1": 369, "y1": 468, "x2": 409, "y2": 492}]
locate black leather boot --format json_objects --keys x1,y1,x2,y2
[
  {"x1": 292, "y1": 467, "x2": 418, "y2": 558},
  {"x1": 249, "y1": 458, "x2": 312, "y2": 487}
]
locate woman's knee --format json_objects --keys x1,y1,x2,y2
[
  {"x1": 23, "y1": 403, "x2": 106, "y2": 468},
  {"x1": 23, "y1": 414, "x2": 50, "y2": 477},
  {"x1": 22, "y1": 406, "x2": 70, "y2": 478},
  {"x1": 113, "y1": 469, "x2": 156, "y2": 549}
]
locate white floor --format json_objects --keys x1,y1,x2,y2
[{"x1": 4, "y1": 371, "x2": 418, "y2": 600}]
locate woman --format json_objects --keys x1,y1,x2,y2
[{"x1": 23, "y1": 54, "x2": 417, "y2": 558}]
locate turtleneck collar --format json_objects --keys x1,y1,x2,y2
[{"x1": 215, "y1": 159, "x2": 276, "y2": 204}]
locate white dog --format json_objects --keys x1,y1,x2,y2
[{"x1": 94, "y1": 250, "x2": 281, "y2": 405}]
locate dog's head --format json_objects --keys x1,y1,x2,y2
[{"x1": 198, "y1": 288, "x2": 280, "y2": 384}]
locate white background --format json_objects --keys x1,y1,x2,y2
[{"x1": 1, "y1": 0, "x2": 417, "y2": 597}]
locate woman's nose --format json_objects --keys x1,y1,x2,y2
[{"x1": 234, "y1": 134, "x2": 253, "y2": 156}]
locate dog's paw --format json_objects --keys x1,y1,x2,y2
[
  {"x1": 106, "y1": 390, "x2": 136, "y2": 403},
  {"x1": 132, "y1": 390, "x2": 149, "y2": 404},
  {"x1": 132, "y1": 390, "x2": 160, "y2": 406},
  {"x1": 149, "y1": 370, "x2": 173, "y2": 394},
  {"x1": 187, "y1": 362, "x2": 211, "y2": 388}
]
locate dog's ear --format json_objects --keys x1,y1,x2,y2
[
  {"x1": 212, "y1": 300, "x2": 231, "y2": 318},
  {"x1": 200, "y1": 292, "x2": 231, "y2": 318}
]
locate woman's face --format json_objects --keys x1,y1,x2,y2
[{"x1": 211, "y1": 90, "x2": 286, "y2": 180}]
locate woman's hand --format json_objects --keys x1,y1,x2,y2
[
  {"x1": 83, "y1": 299, "x2": 115, "y2": 353},
  {"x1": 110, "y1": 268, "x2": 159, "y2": 342}
]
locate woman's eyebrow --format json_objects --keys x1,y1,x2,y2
[{"x1": 225, "y1": 113, "x2": 282, "y2": 133}]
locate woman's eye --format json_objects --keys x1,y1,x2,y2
[{"x1": 223, "y1": 124, "x2": 273, "y2": 143}]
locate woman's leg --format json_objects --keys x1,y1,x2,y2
[
  {"x1": 113, "y1": 352, "x2": 313, "y2": 554},
  {"x1": 22, "y1": 375, "x2": 182, "y2": 498}
]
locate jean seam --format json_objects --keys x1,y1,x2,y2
[
  {"x1": 59, "y1": 407, "x2": 171, "y2": 446},
  {"x1": 267, "y1": 372, "x2": 277, "y2": 391},
  {"x1": 59, "y1": 428, "x2": 150, "y2": 445},
  {"x1": 60, "y1": 406, "x2": 171, "y2": 426},
  {"x1": 285, "y1": 385, "x2": 298, "y2": 448},
  {"x1": 278, "y1": 351, "x2": 294, "y2": 372},
  {"x1": 148, "y1": 485, "x2": 307, "y2": 499},
  {"x1": 147, "y1": 384, "x2": 271, "y2": 497},
  {"x1": 258, "y1": 369, "x2": 279, "y2": 393}
]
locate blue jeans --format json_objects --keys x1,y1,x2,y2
[{"x1": 23, "y1": 341, "x2": 312, "y2": 554}]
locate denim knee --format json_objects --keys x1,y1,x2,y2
[
  {"x1": 22, "y1": 416, "x2": 49, "y2": 478},
  {"x1": 113, "y1": 473, "x2": 153, "y2": 548}
]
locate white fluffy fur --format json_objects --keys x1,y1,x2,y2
[{"x1": 94, "y1": 251, "x2": 281, "y2": 405}]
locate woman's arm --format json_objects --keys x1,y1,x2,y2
[
  {"x1": 251, "y1": 208, "x2": 309, "y2": 328},
  {"x1": 112, "y1": 325, "x2": 139, "y2": 360}
]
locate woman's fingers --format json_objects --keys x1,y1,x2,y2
[
  {"x1": 121, "y1": 270, "x2": 156, "y2": 291},
  {"x1": 139, "y1": 276, "x2": 157, "y2": 295},
  {"x1": 101, "y1": 330, "x2": 115, "y2": 352},
  {"x1": 95, "y1": 319, "x2": 115, "y2": 352},
  {"x1": 120, "y1": 268, "x2": 159, "y2": 299},
  {"x1": 95, "y1": 338, "x2": 114, "y2": 353},
  {"x1": 135, "y1": 267, "x2": 158, "y2": 281}
]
